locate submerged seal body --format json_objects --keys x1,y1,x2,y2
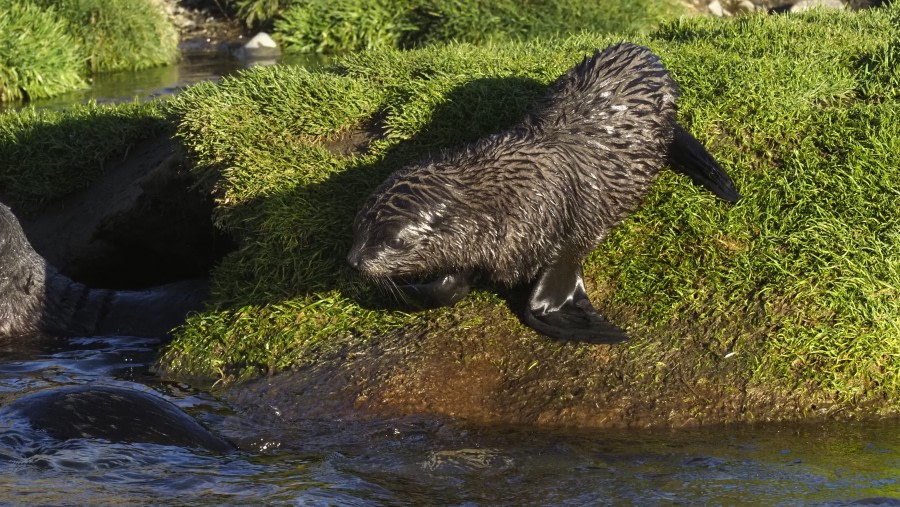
[
  {"x1": 3, "y1": 386, "x2": 233, "y2": 451},
  {"x1": 0, "y1": 202, "x2": 207, "y2": 340},
  {"x1": 348, "y1": 43, "x2": 739, "y2": 343}
]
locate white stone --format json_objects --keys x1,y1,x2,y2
[
  {"x1": 708, "y1": 0, "x2": 725, "y2": 16},
  {"x1": 244, "y1": 32, "x2": 278, "y2": 50},
  {"x1": 234, "y1": 31, "x2": 281, "y2": 63}
]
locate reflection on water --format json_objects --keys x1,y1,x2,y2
[
  {"x1": 2, "y1": 49, "x2": 326, "y2": 111},
  {"x1": 1, "y1": 333, "x2": 899, "y2": 504}
]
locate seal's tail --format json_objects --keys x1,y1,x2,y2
[{"x1": 670, "y1": 124, "x2": 740, "y2": 203}]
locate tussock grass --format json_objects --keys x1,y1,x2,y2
[
  {"x1": 274, "y1": 0, "x2": 685, "y2": 53},
  {"x1": 0, "y1": 101, "x2": 171, "y2": 206},
  {"x1": 31, "y1": 0, "x2": 179, "y2": 73},
  {"x1": 0, "y1": 0, "x2": 178, "y2": 103},
  {"x1": 0, "y1": 1, "x2": 86, "y2": 102},
  {"x1": 162, "y1": 3, "x2": 900, "y2": 419}
]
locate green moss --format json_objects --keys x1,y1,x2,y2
[
  {"x1": 31, "y1": 0, "x2": 179, "y2": 73},
  {"x1": 160, "y1": 2, "x2": 900, "y2": 418},
  {"x1": 0, "y1": 1, "x2": 86, "y2": 102},
  {"x1": 274, "y1": 0, "x2": 685, "y2": 53},
  {"x1": 0, "y1": 101, "x2": 171, "y2": 206}
]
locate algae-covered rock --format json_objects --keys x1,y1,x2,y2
[{"x1": 158, "y1": 5, "x2": 895, "y2": 426}]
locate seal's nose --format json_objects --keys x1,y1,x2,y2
[{"x1": 346, "y1": 250, "x2": 361, "y2": 270}]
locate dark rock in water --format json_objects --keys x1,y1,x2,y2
[{"x1": 2, "y1": 386, "x2": 233, "y2": 452}]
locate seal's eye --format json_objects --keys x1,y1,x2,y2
[{"x1": 386, "y1": 237, "x2": 406, "y2": 250}]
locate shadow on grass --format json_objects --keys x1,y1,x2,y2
[{"x1": 214, "y1": 76, "x2": 548, "y2": 313}]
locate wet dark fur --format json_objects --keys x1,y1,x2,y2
[
  {"x1": 349, "y1": 43, "x2": 737, "y2": 340},
  {"x1": 0, "y1": 202, "x2": 207, "y2": 339}
]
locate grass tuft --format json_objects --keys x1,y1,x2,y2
[
  {"x1": 30, "y1": 0, "x2": 179, "y2": 73},
  {"x1": 0, "y1": 1, "x2": 86, "y2": 102},
  {"x1": 274, "y1": 0, "x2": 685, "y2": 53}
]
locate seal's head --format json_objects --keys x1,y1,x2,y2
[{"x1": 348, "y1": 168, "x2": 469, "y2": 280}]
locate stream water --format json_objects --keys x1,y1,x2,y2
[
  {"x1": 1, "y1": 332, "x2": 899, "y2": 504},
  {"x1": 1, "y1": 48, "x2": 324, "y2": 111},
  {"x1": 2, "y1": 49, "x2": 899, "y2": 505}
]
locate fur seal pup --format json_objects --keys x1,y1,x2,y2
[
  {"x1": 0, "y1": 201, "x2": 208, "y2": 340},
  {"x1": 347, "y1": 43, "x2": 739, "y2": 343}
]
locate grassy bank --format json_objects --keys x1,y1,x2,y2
[
  {"x1": 0, "y1": 1, "x2": 86, "y2": 102},
  {"x1": 2, "y1": 5, "x2": 897, "y2": 425},
  {"x1": 158, "y1": 4, "x2": 900, "y2": 423},
  {"x1": 0, "y1": 0, "x2": 178, "y2": 102},
  {"x1": 0, "y1": 101, "x2": 171, "y2": 206},
  {"x1": 156, "y1": 6, "x2": 900, "y2": 424},
  {"x1": 228, "y1": 0, "x2": 685, "y2": 53},
  {"x1": 31, "y1": 0, "x2": 179, "y2": 73}
]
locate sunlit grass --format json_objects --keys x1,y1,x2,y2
[
  {"x1": 273, "y1": 0, "x2": 685, "y2": 53},
  {"x1": 30, "y1": 0, "x2": 179, "y2": 73},
  {"x1": 0, "y1": 0, "x2": 178, "y2": 103},
  {"x1": 0, "y1": 1, "x2": 86, "y2": 102},
  {"x1": 157, "y1": 3, "x2": 900, "y2": 418}
]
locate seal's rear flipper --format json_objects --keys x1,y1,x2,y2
[
  {"x1": 523, "y1": 257, "x2": 628, "y2": 344},
  {"x1": 670, "y1": 123, "x2": 740, "y2": 203},
  {"x1": 400, "y1": 271, "x2": 472, "y2": 310}
]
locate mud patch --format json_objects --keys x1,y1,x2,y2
[{"x1": 321, "y1": 115, "x2": 388, "y2": 158}]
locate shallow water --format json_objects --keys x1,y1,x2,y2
[
  {"x1": 1, "y1": 333, "x2": 899, "y2": 505},
  {"x1": 1, "y1": 48, "x2": 324, "y2": 111}
]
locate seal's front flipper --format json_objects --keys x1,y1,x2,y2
[
  {"x1": 523, "y1": 257, "x2": 628, "y2": 344},
  {"x1": 400, "y1": 271, "x2": 472, "y2": 309},
  {"x1": 670, "y1": 123, "x2": 740, "y2": 203}
]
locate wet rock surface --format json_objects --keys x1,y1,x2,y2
[{"x1": 223, "y1": 303, "x2": 844, "y2": 430}]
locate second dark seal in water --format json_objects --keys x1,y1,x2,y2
[{"x1": 348, "y1": 43, "x2": 740, "y2": 344}]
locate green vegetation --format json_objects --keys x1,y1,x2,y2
[
  {"x1": 0, "y1": 101, "x2": 170, "y2": 206},
  {"x1": 228, "y1": 0, "x2": 288, "y2": 29},
  {"x1": 274, "y1": 0, "x2": 685, "y2": 53},
  {"x1": 31, "y1": 0, "x2": 179, "y2": 73},
  {"x1": 0, "y1": 1, "x2": 86, "y2": 102},
  {"x1": 0, "y1": 0, "x2": 178, "y2": 102},
  {"x1": 157, "y1": 4, "x2": 900, "y2": 420},
  {"x1": 2, "y1": 5, "x2": 897, "y2": 422}
]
